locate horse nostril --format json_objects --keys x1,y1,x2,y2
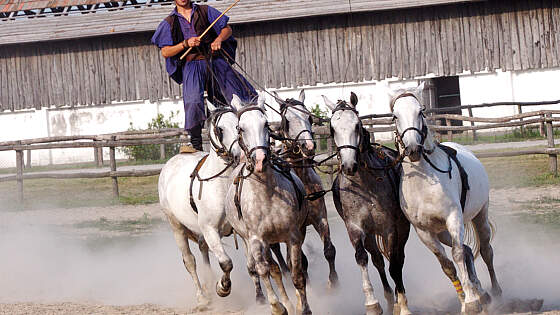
[
  {"x1": 404, "y1": 147, "x2": 412, "y2": 156},
  {"x1": 352, "y1": 163, "x2": 358, "y2": 173}
]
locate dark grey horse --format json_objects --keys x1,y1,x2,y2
[
  {"x1": 323, "y1": 93, "x2": 412, "y2": 315},
  {"x1": 269, "y1": 90, "x2": 338, "y2": 289}
]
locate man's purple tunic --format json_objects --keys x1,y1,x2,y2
[{"x1": 151, "y1": 4, "x2": 256, "y2": 130}]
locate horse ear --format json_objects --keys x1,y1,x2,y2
[
  {"x1": 298, "y1": 89, "x2": 306, "y2": 103},
  {"x1": 416, "y1": 81, "x2": 426, "y2": 96},
  {"x1": 272, "y1": 91, "x2": 283, "y2": 106},
  {"x1": 257, "y1": 92, "x2": 266, "y2": 110},
  {"x1": 350, "y1": 92, "x2": 358, "y2": 107},
  {"x1": 231, "y1": 94, "x2": 243, "y2": 111},
  {"x1": 322, "y1": 95, "x2": 336, "y2": 111},
  {"x1": 206, "y1": 100, "x2": 218, "y2": 113}
]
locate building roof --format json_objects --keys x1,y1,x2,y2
[{"x1": 0, "y1": 0, "x2": 485, "y2": 45}]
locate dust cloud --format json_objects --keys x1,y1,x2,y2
[{"x1": 0, "y1": 194, "x2": 558, "y2": 314}]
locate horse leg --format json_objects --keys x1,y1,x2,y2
[
  {"x1": 271, "y1": 243, "x2": 290, "y2": 274},
  {"x1": 364, "y1": 233, "x2": 394, "y2": 315},
  {"x1": 167, "y1": 215, "x2": 209, "y2": 309},
  {"x1": 200, "y1": 226, "x2": 233, "y2": 298},
  {"x1": 415, "y1": 228, "x2": 465, "y2": 305},
  {"x1": 389, "y1": 222, "x2": 412, "y2": 315},
  {"x1": 242, "y1": 238, "x2": 266, "y2": 304},
  {"x1": 446, "y1": 212, "x2": 484, "y2": 314},
  {"x1": 472, "y1": 202, "x2": 503, "y2": 298},
  {"x1": 266, "y1": 247, "x2": 294, "y2": 314},
  {"x1": 346, "y1": 227, "x2": 382, "y2": 315},
  {"x1": 197, "y1": 238, "x2": 214, "y2": 295},
  {"x1": 289, "y1": 240, "x2": 312, "y2": 315},
  {"x1": 251, "y1": 238, "x2": 287, "y2": 315},
  {"x1": 311, "y1": 213, "x2": 338, "y2": 289}
]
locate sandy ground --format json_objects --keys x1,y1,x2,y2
[{"x1": 0, "y1": 186, "x2": 559, "y2": 315}]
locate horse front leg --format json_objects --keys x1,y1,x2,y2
[
  {"x1": 251, "y1": 238, "x2": 287, "y2": 315},
  {"x1": 389, "y1": 221, "x2": 412, "y2": 315},
  {"x1": 270, "y1": 243, "x2": 290, "y2": 274},
  {"x1": 311, "y1": 204, "x2": 338, "y2": 289},
  {"x1": 364, "y1": 233, "x2": 394, "y2": 315},
  {"x1": 266, "y1": 247, "x2": 294, "y2": 314},
  {"x1": 200, "y1": 226, "x2": 233, "y2": 298},
  {"x1": 243, "y1": 238, "x2": 266, "y2": 304},
  {"x1": 288, "y1": 239, "x2": 312, "y2": 315}
]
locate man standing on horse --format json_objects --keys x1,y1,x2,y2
[{"x1": 152, "y1": 0, "x2": 256, "y2": 152}]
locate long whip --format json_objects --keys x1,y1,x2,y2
[{"x1": 179, "y1": 0, "x2": 241, "y2": 60}]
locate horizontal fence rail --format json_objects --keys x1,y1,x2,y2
[{"x1": 1, "y1": 106, "x2": 558, "y2": 204}]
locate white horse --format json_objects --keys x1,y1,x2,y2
[
  {"x1": 225, "y1": 92, "x2": 312, "y2": 315},
  {"x1": 390, "y1": 84, "x2": 502, "y2": 314},
  {"x1": 158, "y1": 100, "x2": 242, "y2": 309}
]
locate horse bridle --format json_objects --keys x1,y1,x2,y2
[
  {"x1": 391, "y1": 93, "x2": 431, "y2": 155},
  {"x1": 279, "y1": 98, "x2": 315, "y2": 155},
  {"x1": 236, "y1": 105, "x2": 270, "y2": 171},
  {"x1": 330, "y1": 100, "x2": 365, "y2": 155},
  {"x1": 207, "y1": 108, "x2": 239, "y2": 163}
]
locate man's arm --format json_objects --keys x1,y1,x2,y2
[
  {"x1": 210, "y1": 25, "x2": 232, "y2": 51},
  {"x1": 161, "y1": 37, "x2": 202, "y2": 58}
]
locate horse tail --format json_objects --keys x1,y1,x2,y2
[
  {"x1": 375, "y1": 235, "x2": 390, "y2": 261},
  {"x1": 464, "y1": 221, "x2": 480, "y2": 259}
]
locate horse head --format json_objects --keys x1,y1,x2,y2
[
  {"x1": 273, "y1": 89, "x2": 315, "y2": 157},
  {"x1": 206, "y1": 101, "x2": 242, "y2": 164},
  {"x1": 323, "y1": 92, "x2": 362, "y2": 176},
  {"x1": 231, "y1": 92, "x2": 269, "y2": 173},
  {"x1": 390, "y1": 82, "x2": 435, "y2": 162}
]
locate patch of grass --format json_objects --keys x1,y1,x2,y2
[
  {"x1": 0, "y1": 175, "x2": 159, "y2": 210},
  {"x1": 481, "y1": 154, "x2": 560, "y2": 189},
  {"x1": 74, "y1": 212, "x2": 166, "y2": 233}
]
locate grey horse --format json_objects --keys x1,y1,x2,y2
[
  {"x1": 225, "y1": 93, "x2": 312, "y2": 315},
  {"x1": 322, "y1": 93, "x2": 412, "y2": 315},
  {"x1": 269, "y1": 90, "x2": 338, "y2": 289}
]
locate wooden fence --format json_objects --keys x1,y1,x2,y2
[{"x1": 0, "y1": 105, "x2": 558, "y2": 203}]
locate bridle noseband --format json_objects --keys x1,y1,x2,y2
[
  {"x1": 330, "y1": 100, "x2": 364, "y2": 155},
  {"x1": 279, "y1": 98, "x2": 315, "y2": 156},
  {"x1": 207, "y1": 108, "x2": 239, "y2": 163},
  {"x1": 237, "y1": 105, "x2": 270, "y2": 171},
  {"x1": 391, "y1": 93, "x2": 433, "y2": 156}
]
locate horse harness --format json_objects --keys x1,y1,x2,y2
[
  {"x1": 233, "y1": 106, "x2": 305, "y2": 220},
  {"x1": 391, "y1": 92, "x2": 470, "y2": 212},
  {"x1": 189, "y1": 108, "x2": 238, "y2": 214}
]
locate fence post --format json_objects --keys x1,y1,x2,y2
[
  {"x1": 327, "y1": 137, "x2": 334, "y2": 186},
  {"x1": 96, "y1": 143, "x2": 104, "y2": 167},
  {"x1": 468, "y1": 108, "x2": 477, "y2": 141},
  {"x1": 109, "y1": 137, "x2": 119, "y2": 199},
  {"x1": 446, "y1": 119, "x2": 453, "y2": 141},
  {"x1": 25, "y1": 149, "x2": 31, "y2": 169},
  {"x1": 160, "y1": 143, "x2": 166, "y2": 160},
  {"x1": 517, "y1": 105, "x2": 525, "y2": 136},
  {"x1": 16, "y1": 150, "x2": 24, "y2": 203},
  {"x1": 546, "y1": 114, "x2": 557, "y2": 175},
  {"x1": 540, "y1": 114, "x2": 546, "y2": 137}
]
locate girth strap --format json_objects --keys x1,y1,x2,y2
[
  {"x1": 189, "y1": 155, "x2": 209, "y2": 214},
  {"x1": 425, "y1": 144, "x2": 470, "y2": 212}
]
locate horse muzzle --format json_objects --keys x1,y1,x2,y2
[
  {"x1": 404, "y1": 146, "x2": 423, "y2": 162},
  {"x1": 342, "y1": 161, "x2": 358, "y2": 176},
  {"x1": 253, "y1": 149, "x2": 268, "y2": 173}
]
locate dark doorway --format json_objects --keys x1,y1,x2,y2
[{"x1": 433, "y1": 76, "x2": 462, "y2": 128}]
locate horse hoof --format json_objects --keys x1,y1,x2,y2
[
  {"x1": 328, "y1": 273, "x2": 339, "y2": 290},
  {"x1": 491, "y1": 287, "x2": 503, "y2": 298},
  {"x1": 480, "y1": 292, "x2": 492, "y2": 305},
  {"x1": 271, "y1": 302, "x2": 288, "y2": 315},
  {"x1": 193, "y1": 296, "x2": 211, "y2": 312},
  {"x1": 366, "y1": 303, "x2": 383, "y2": 315},
  {"x1": 216, "y1": 279, "x2": 231, "y2": 297},
  {"x1": 464, "y1": 300, "x2": 483, "y2": 314},
  {"x1": 256, "y1": 293, "x2": 267, "y2": 305}
]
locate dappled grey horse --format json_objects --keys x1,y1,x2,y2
[
  {"x1": 225, "y1": 93, "x2": 312, "y2": 315},
  {"x1": 390, "y1": 83, "x2": 501, "y2": 314},
  {"x1": 323, "y1": 93, "x2": 412, "y2": 315},
  {"x1": 269, "y1": 89, "x2": 338, "y2": 289},
  {"x1": 158, "y1": 101, "x2": 242, "y2": 310}
]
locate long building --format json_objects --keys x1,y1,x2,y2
[{"x1": 1, "y1": 0, "x2": 559, "y2": 166}]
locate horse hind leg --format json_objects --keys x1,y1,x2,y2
[
  {"x1": 312, "y1": 215, "x2": 338, "y2": 289},
  {"x1": 472, "y1": 202, "x2": 503, "y2": 298},
  {"x1": 251, "y1": 238, "x2": 287, "y2": 315},
  {"x1": 288, "y1": 240, "x2": 312, "y2": 315},
  {"x1": 167, "y1": 214, "x2": 209, "y2": 310},
  {"x1": 364, "y1": 233, "x2": 394, "y2": 315},
  {"x1": 389, "y1": 222, "x2": 412, "y2": 315},
  {"x1": 266, "y1": 247, "x2": 294, "y2": 314},
  {"x1": 200, "y1": 226, "x2": 233, "y2": 298},
  {"x1": 270, "y1": 243, "x2": 290, "y2": 274}
]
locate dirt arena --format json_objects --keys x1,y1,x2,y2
[{"x1": 1, "y1": 186, "x2": 559, "y2": 315}]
